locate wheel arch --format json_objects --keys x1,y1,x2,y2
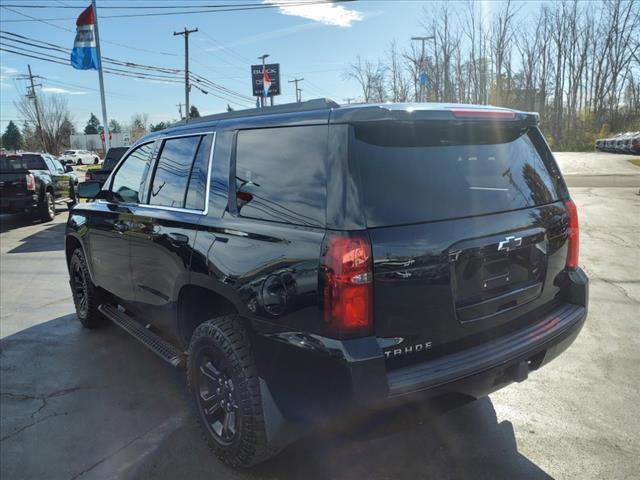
[
  {"x1": 177, "y1": 284, "x2": 250, "y2": 349},
  {"x1": 65, "y1": 234, "x2": 96, "y2": 284}
]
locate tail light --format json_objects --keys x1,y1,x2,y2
[
  {"x1": 25, "y1": 173, "x2": 35, "y2": 191},
  {"x1": 320, "y1": 232, "x2": 373, "y2": 338},
  {"x1": 564, "y1": 199, "x2": 579, "y2": 269},
  {"x1": 85, "y1": 171, "x2": 93, "y2": 181}
]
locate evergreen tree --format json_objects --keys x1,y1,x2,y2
[
  {"x1": 1, "y1": 121, "x2": 23, "y2": 151},
  {"x1": 189, "y1": 105, "x2": 200, "y2": 118},
  {"x1": 84, "y1": 113, "x2": 101, "y2": 134}
]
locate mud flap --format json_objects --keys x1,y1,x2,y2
[{"x1": 259, "y1": 377, "x2": 307, "y2": 450}]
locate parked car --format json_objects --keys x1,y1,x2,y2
[
  {"x1": 67, "y1": 99, "x2": 588, "y2": 467},
  {"x1": 595, "y1": 138, "x2": 605, "y2": 151},
  {"x1": 84, "y1": 146, "x2": 129, "y2": 185},
  {"x1": 630, "y1": 132, "x2": 640, "y2": 155},
  {"x1": 1, "y1": 152, "x2": 77, "y2": 221},
  {"x1": 61, "y1": 149, "x2": 101, "y2": 165}
]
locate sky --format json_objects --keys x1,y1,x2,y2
[{"x1": 0, "y1": 0, "x2": 528, "y2": 133}]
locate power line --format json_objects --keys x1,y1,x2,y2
[
  {"x1": 0, "y1": 1, "x2": 345, "y2": 22},
  {"x1": 1, "y1": 6, "x2": 178, "y2": 56},
  {"x1": 0, "y1": 2, "x2": 327, "y2": 9}
]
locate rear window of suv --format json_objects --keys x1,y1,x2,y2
[{"x1": 351, "y1": 123, "x2": 563, "y2": 227}]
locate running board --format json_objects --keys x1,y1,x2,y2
[{"x1": 98, "y1": 304, "x2": 186, "y2": 368}]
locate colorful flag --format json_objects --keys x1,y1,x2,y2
[
  {"x1": 418, "y1": 58, "x2": 427, "y2": 86},
  {"x1": 70, "y1": 5, "x2": 99, "y2": 70},
  {"x1": 262, "y1": 67, "x2": 271, "y2": 97}
]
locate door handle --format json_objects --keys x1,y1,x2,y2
[
  {"x1": 114, "y1": 221, "x2": 129, "y2": 233},
  {"x1": 166, "y1": 232, "x2": 189, "y2": 246}
]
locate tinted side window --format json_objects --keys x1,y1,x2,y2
[
  {"x1": 235, "y1": 126, "x2": 327, "y2": 227},
  {"x1": 149, "y1": 136, "x2": 201, "y2": 208},
  {"x1": 51, "y1": 159, "x2": 65, "y2": 173},
  {"x1": 110, "y1": 142, "x2": 154, "y2": 203},
  {"x1": 43, "y1": 156, "x2": 56, "y2": 172},
  {"x1": 185, "y1": 134, "x2": 213, "y2": 210}
]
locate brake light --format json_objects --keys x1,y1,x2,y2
[
  {"x1": 321, "y1": 232, "x2": 373, "y2": 338},
  {"x1": 25, "y1": 173, "x2": 35, "y2": 191},
  {"x1": 564, "y1": 199, "x2": 579, "y2": 269},
  {"x1": 450, "y1": 108, "x2": 516, "y2": 119}
]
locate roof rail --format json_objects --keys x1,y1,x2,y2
[{"x1": 172, "y1": 98, "x2": 340, "y2": 126}]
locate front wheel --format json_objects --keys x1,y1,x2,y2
[
  {"x1": 69, "y1": 248, "x2": 107, "y2": 329},
  {"x1": 187, "y1": 315, "x2": 273, "y2": 467},
  {"x1": 93, "y1": 157, "x2": 99, "y2": 164}
]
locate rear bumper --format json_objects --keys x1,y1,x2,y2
[
  {"x1": 349, "y1": 267, "x2": 589, "y2": 406},
  {"x1": 0, "y1": 194, "x2": 39, "y2": 213}
]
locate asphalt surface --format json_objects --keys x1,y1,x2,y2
[{"x1": 1, "y1": 153, "x2": 639, "y2": 479}]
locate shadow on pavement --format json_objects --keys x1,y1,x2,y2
[
  {"x1": 0, "y1": 315, "x2": 551, "y2": 480},
  {"x1": 4, "y1": 222, "x2": 66, "y2": 254}
]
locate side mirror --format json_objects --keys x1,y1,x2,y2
[
  {"x1": 77, "y1": 181, "x2": 102, "y2": 199},
  {"x1": 65, "y1": 165, "x2": 74, "y2": 173}
]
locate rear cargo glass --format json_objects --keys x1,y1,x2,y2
[
  {"x1": 352, "y1": 124, "x2": 561, "y2": 227},
  {"x1": 0, "y1": 154, "x2": 47, "y2": 170}
]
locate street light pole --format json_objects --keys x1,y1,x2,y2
[
  {"x1": 411, "y1": 35, "x2": 434, "y2": 102},
  {"x1": 258, "y1": 54, "x2": 269, "y2": 107}
]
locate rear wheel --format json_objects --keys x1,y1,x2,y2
[
  {"x1": 187, "y1": 315, "x2": 272, "y2": 467},
  {"x1": 93, "y1": 157, "x2": 99, "y2": 164},
  {"x1": 76, "y1": 159, "x2": 82, "y2": 166},
  {"x1": 38, "y1": 192, "x2": 55, "y2": 222},
  {"x1": 69, "y1": 248, "x2": 107, "y2": 329}
]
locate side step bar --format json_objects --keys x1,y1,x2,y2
[{"x1": 98, "y1": 304, "x2": 186, "y2": 368}]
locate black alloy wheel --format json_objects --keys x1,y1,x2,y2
[
  {"x1": 69, "y1": 248, "x2": 107, "y2": 328},
  {"x1": 71, "y1": 258, "x2": 89, "y2": 318},
  {"x1": 195, "y1": 349, "x2": 240, "y2": 445}
]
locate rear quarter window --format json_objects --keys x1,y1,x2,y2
[
  {"x1": 352, "y1": 124, "x2": 562, "y2": 227},
  {"x1": 234, "y1": 125, "x2": 328, "y2": 227}
]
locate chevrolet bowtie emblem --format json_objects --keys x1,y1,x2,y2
[{"x1": 498, "y1": 236, "x2": 522, "y2": 252}]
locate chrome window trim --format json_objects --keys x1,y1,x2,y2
[{"x1": 102, "y1": 130, "x2": 216, "y2": 216}]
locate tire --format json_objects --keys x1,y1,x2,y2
[
  {"x1": 76, "y1": 159, "x2": 82, "y2": 166},
  {"x1": 39, "y1": 191, "x2": 56, "y2": 222},
  {"x1": 69, "y1": 248, "x2": 107, "y2": 329},
  {"x1": 188, "y1": 315, "x2": 272, "y2": 467},
  {"x1": 93, "y1": 157, "x2": 99, "y2": 164},
  {"x1": 68, "y1": 185, "x2": 77, "y2": 209}
]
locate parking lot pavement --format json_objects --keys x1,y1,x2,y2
[{"x1": 1, "y1": 153, "x2": 639, "y2": 479}]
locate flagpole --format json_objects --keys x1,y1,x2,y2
[{"x1": 92, "y1": 0, "x2": 110, "y2": 152}]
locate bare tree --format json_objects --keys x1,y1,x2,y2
[
  {"x1": 15, "y1": 94, "x2": 74, "y2": 155},
  {"x1": 343, "y1": 0, "x2": 639, "y2": 150}
]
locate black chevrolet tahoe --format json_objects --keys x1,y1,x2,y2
[{"x1": 66, "y1": 99, "x2": 588, "y2": 467}]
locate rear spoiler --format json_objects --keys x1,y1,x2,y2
[{"x1": 331, "y1": 105, "x2": 539, "y2": 127}]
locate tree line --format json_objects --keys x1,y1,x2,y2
[
  {"x1": 2, "y1": 94, "x2": 201, "y2": 154},
  {"x1": 346, "y1": 0, "x2": 639, "y2": 150}
]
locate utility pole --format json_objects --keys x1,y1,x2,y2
[
  {"x1": 288, "y1": 78, "x2": 304, "y2": 102},
  {"x1": 411, "y1": 35, "x2": 434, "y2": 102},
  {"x1": 174, "y1": 27, "x2": 198, "y2": 122},
  {"x1": 176, "y1": 103, "x2": 185, "y2": 120},
  {"x1": 17, "y1": 65, "x2": 46, "y2": 151}
]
